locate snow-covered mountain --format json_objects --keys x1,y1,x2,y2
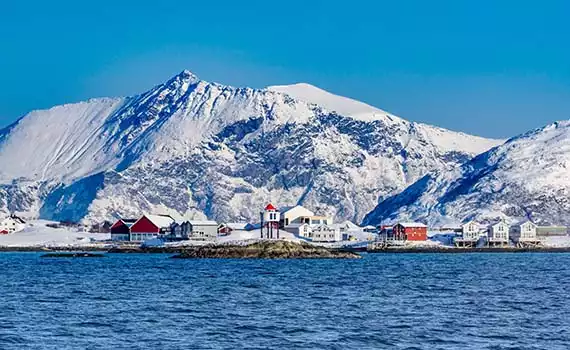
[
  {"x1": 363, "y1": 121, "x2": 570, "y2": 227},
  {"x1": 0, "y1": 70, "x2": 502, "y2": 224}
]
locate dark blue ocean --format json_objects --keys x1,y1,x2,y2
[{"x1": 1, "y1": 253, "x2": 569, "y2": 349}]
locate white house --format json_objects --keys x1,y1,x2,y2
[
  {"x1": 0, "y1": 215, "x2": 26, "y2": 234},
  {"x1": 453, "y1": 220, "x2": 481, "y2": 247},
  {"x1": 280, "y1": 205, "x2": 313, "y2": 227},
  {"x1": 187, "y1": 220, "x2": 219, "y2": 241},
  {"x1": 461, "y1": 220, "x2": 481, "y2": 241},
  {"x1": 336, "y1": 220, "x2": 360, "y2": 232},
  {"x1": 280, "y1": 205, "x2": 332, "y2": 228},
  {"x1": 332, "y1": 221, "x2": 364, "y2": 241},
  {"x1": 510, "y1": 220, "x2": 539, "y2": 245},
  {"x1": 311, "y1": 224, "x2": 341, "y2": 242},
  {"x1": 286, "y1": 223, "x2": 313, "y2": 238},
  {"x1": 487, "y1": 220, "x2": 510, "y2": 246}
]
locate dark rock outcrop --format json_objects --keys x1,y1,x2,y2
[{"x1": 171, "y1": 240, "x2": 361, "y2": 259}]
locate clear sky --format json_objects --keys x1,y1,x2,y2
[{"x1": 1, "y1": 0, "x2": 569, "y2": 138}]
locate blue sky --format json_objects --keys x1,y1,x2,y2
[{"x1": 1, "y1": 0, "x2": 569, "y2": 138}]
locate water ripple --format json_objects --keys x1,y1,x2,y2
[{"x1": 0, "y1": 252, "x2": 569, "y2": 349}]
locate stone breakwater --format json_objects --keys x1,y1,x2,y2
[{"x1": 171, "y1": 240, "x2": 361, "y2": 259}]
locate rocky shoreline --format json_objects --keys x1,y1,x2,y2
[
  {"x1": 2, "y1": 243, "x2": 570, "y2": 255},
  {"x1": 172, "y1": 241, "x2": 361, "y2": 259}
]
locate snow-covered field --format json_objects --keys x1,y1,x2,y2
[{"x1": 0, "y1": 220, "x2": 110, "y2": 248}]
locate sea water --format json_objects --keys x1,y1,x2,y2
[{"x1": 1, "y1": 252, "x2": 569, "y2": 349}]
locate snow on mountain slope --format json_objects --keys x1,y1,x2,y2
[
  {"x1": 267, "y1": 83, "x2": 396, "y2": 122},
  {"x1": 363, "y1": 120, "x2": 570, "y2": 226},
  {"x1": 268, "y1": 83, "x2": 502, "y2": 155},
  {"x1": 0, "y1": 98, "x2": 125, "y2": 183},
  {"x1": 0, "y1": 70, "x2": 503, "y2": 224}
]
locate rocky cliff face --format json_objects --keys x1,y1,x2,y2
[{"x1": 0, "y1": 70, "x2": 501, "y2": 224}]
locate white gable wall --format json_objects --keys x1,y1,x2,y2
[
  {"x1": 489, "y1": 222, "x2": 509, "y2": 242},
  {"x1": 461, "y1": 221, "x2": 480, "y2": 240},
  {"x1": 510, "y1": 221, "x2": 537, "y2": 242},
  {"x1": 282, "y1": 206, "x2": 315, "y2": 227}
]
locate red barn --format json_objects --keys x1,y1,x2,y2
[
  {"x1": 393, "y1": 222, "x2": 428, "y2": 241},
  {"x1": 130, "y1": 214, "x2": 174, "y2": 241},
  {"x1": 110, "y1": 219, "x2": 137, "y2": 241}
]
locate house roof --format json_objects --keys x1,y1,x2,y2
[
  {"x1": 340, "y1": 220, "x2": 360, "y2": 229},
  {"x1": 2, "y1": 216, "x2": 26, "y2": 224},
  {"x1": 265, "y1": 203, "x2": 277, "y2": 211},
  {"x1": 245, "y1": 223, "x2": 261, "y2": 230},
  {"x1": 487, "y1": 220, "x2": 508, "y2": 228},
  {"x1": 278, "y1": 205, "x2": 294, "y2": 213},
  {"x1": 280, "y1": 205, "x2": 314, "y2": 216},
  {"x1": 460, "y1": 220, "x2": 479, "y2": 227},
  {"x1": 396, "y1": 222, "x2": 427, "y2": 228},
  {"x1": 312, "y1": 223, "x2": 336, "y2": 230},
  {"x1": 286, "y1": 223, "x2": 310, "y2": 228},
  {"x1": 188, "y1": 220, "x2": 218, "y2": 226},
  {"x1": 511, "y1": 219, "x2": 537, "y2": 227},
  {"x1": 145, "y1": 214, "x2": 175, "y2": 228},
  {"x1": 222, "y1": 222, "x2": 248, "y2": 230}
]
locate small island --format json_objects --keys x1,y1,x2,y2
[{"x1": 171, "y1": 240, "x2": 361, "y2": 259}]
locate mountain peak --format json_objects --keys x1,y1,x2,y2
[
  {"x1": 167, "y1": 69, "x2": 201, "y2": 86},
  {"x1": 154, "y1": 70, "x2": 201, "y2": 98}
]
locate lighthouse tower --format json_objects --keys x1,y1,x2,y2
[{"x1": 260, "y1": 203, "x2": 280, "y2": 239}]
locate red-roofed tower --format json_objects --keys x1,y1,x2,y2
[{"x1": 260, "y1": 203, "x2": 280, "y2": 239}]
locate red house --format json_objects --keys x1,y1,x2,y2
[
  {"x1": 393, "y1": 222, "x2": 428, "y2": 241},
  {"x1": 217, "y1": 222, "x2": 248, "y2": 235},
  {"x1": 110, "y1": 219, "x2": 137, "y2": 241},
  {"x1": 129, "y1": 214, "x2": 175, "y2": 241}
]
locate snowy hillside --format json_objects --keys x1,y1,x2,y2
[
  {"x1": 267, "y1": 83, "x2": 500, "y2": 155},
  {"x1": 0, "y1": 70, "x2": 502, "y2": 224},
  {"x1": 267, "y1": 83, "x2": 396, "y2": 122},
  {"x1": 363, "y1": 121, "x2": 570, "y2": 226}
]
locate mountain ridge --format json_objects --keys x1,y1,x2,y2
[
  {"x1": 0, "y1": 70, "x2": 503, "y2": 224},
  {"x1": 362, "y1": 120, "x2": 570, "y2": 226}
]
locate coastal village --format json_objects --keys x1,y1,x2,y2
[{"x1": 0, "y1": 203, "x2": 568, "y2": 250}]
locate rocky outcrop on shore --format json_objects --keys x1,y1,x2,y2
[{"x1": 171, "y1": 240, "x2": 361, "y2": 259}]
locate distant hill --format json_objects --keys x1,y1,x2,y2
[{"x1": 363, "y1": 121, "x2": 570, "y2": 226}]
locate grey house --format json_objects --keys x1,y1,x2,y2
[{"x1": 182, "y1": 220, "x2": 218, "y2": 241}]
